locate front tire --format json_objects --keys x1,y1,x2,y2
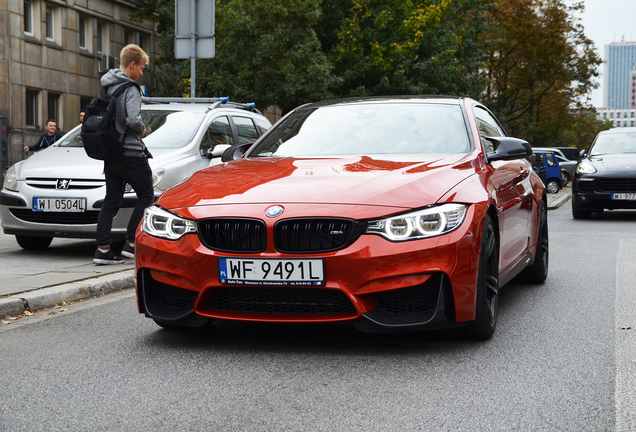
[
  {"x1": 15, "y1": 235, "x2": 53, "y2": 250},
  {"x1": 465, "y1": 214, "x2": 499, "y2": 340}
]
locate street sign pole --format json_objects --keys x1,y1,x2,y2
[
  {"x1": 190, "y1": 0, "x2": 196, "y2": 98},
  {"x1": 174, "y1": 0, "x2": 215, "y2": 98}
]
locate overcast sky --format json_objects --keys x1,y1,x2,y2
[{"x1": 577, "y1": 0, "x2": 636, "y2": 106}]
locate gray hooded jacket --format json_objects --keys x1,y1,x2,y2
[{"x1": 100, "y1": 68, "x2": 146, "y2": 157}]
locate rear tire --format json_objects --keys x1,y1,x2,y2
[
  {"x1": 517, "y1": 200, "x2": 548, "y2": 284},
  {"x1": 465, "y1": 214, "x2": 499, "y2": 340},
  {"x1": 15, "y1": 235, "x2": 53, "y2": 250},
  {"x1": 546, "y1": 179, "x2": 560, "y2": 194},
  {"x1": 560, "y1": 171, "x2": 569, "y2": 187}
]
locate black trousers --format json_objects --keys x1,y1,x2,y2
[{"x1": 96, "y1": 155, "x2": 154, "y2": 247}]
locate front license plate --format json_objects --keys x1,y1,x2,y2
[
  {"x1": 33, "y1": 197, "x2": 87, "y2": 212},
  {"x1": 611, "y1": 193, "x2": 636, "y2": 201},
  {"x1": 219, "y1": 257, "x2": 325, "y2": 286}
]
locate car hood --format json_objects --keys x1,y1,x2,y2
[
  {"x1": 14, "y1": 146, "x2": 189, "y2": 179},
  {"x1": 158, "y1": 154, "x2": 478, "y2": 209},
  {"x1": 588, "y1": 154, "x2": 636, "y2": 172}
]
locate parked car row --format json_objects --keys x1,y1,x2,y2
[{"x1": 0, "y1": 98, "x2": 272, "y2": 249}]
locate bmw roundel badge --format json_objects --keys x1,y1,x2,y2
[{"x1": 265, "y1": 205, "x2": 284, "y2": 218}]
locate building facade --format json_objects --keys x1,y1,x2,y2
[
  {"x1": 603, "y1": 40, "x2": 636, "y2": 109},
  {"x1": 595, "y1": 107, "x2": 636, "y2": 128},
  {"x1": 0, "y1": 0, "x2": 159, "y2": 175}
]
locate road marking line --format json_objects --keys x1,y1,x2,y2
[{"x1": 615, "y1": 238, "x2": 636, "y2": 431}]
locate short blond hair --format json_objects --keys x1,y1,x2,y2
[{"x1": 120, "y1": 44, "x2": 149, "y2": 68}]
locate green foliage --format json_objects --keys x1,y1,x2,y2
[
  {"x1": 131, "y1": 0, "x2": 604, "y2": 145},
  {"x1": 327, "y1": 0, "x2": 493, "y2": 98},
  {"x1": 481, "y1": 0, "x2": 604, "y2": 149},
  {"x1": 199, "y1": 0, "x2": 334, "y2": 114}
]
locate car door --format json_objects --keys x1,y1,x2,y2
[{"x1": 474, "y1": 106, "x2": 534, "y2": 271}]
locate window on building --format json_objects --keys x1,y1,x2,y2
[
  {"x1": 124, "y1": 29, "x2": 132, "y2": 46},
  {"x1": 24, "y1": 0, "x2": 33, "y2": 35},
  {"x1": 610, "y1": 113, "x2": 614, "y2": 118},
  {"x1": 617, "y1": 121, "x2": 621, "y2": 127},
  {"x1": 97, "y1": 21, "x2": 104, "y2": 53},
  {"x1": 80, "y1": 97, "x2": 92, "y2": 112},
  {"x1": 79, "y1": 15, "x2": 87, "y2": 49},
  {"x1": 632, "y1": 112, "x2": 635, "y2": 118},
  {"x1": 139, "y1": 33, "x2": 149, "y2": 51},
  {"x1": 603, "y1": 113, "x2": 607, "y2": 118},
  {"x1": 632, "y1": 121, "x2": 635, "y2": 127},
  {"x1": 625, "y1": 112, "x2": 629, "y2": 118},
  {"x1": 47, "y1": 93, "x2": 60, "y2": 124},
  {"x1": 45, "y1": 5, "x2": 54, "y2": 40},
  {"x1": 26, "y1": 89, "x2": 38, "y2": 128}
]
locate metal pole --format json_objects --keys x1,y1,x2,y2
[{"x1": 190, "y1": 0, "x2": 196, "y2": 98}]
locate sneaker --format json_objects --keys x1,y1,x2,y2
[
  {"x1": 121, "y1": 243, "x2": 135, "y2": 259},
  {"x1": 93, "y1": 249, "x2": 125, "y2": 265}
]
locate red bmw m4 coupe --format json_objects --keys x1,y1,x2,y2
[{"x1": 135, "y1": 96, "x2": 548, "y2": 339}]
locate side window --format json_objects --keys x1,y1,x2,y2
[
  {"x1": 532, "y1": 153, "x2": 545, "y2": 168},
  {"x1": 233, "y1": 116, "x2": 260, "y2": 145},
  {"x1": 546, "y1": 153, "x2": 557, "y2": 167},
  {"x1": 200, "y1": 116, "x2": 234, "y2": 157},
  {"x1": 474, "y1": 106, "x2": 504, "y2": 154},
  {"x1": 254, "y1": 118, "x2": 271, "y2": 135}
]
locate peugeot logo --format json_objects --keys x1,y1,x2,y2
[
  {"x1": 56, "y1": 179, "x2": 71, "y2": 190},
  {"x1": 265, "y1": 205, "x2": 284, "y2": 218}
]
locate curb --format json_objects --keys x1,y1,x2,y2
[
  {"x1": 548, "y1": 192, "x2": 571, "y2": 210},
  {"x1": 0, "y1": 270, "x2": 135, "y2": 319}
]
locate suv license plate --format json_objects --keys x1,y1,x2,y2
[
  {"x1": 219, "y1": 257, "x2": 325, "y2": 286},
  {"x1": 33, "y1": 197, "x2": 87, "y2": 212},
  {"x1": 611, "y1": 193, "x2": 636, "y2": 201}
]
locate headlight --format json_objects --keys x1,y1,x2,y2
[
  {"x1": 366, "y1": 203, "x2": 467, "y2": 241},
  {"x1": 3, "y1": 165, "x2": 18, "y2": 192},
  {"x1": 142, "y1": 205, "x2": 197, "y2": 240},
  {"x1": 576, "y1": 161, "x2": 596, "y2": 174},
  {"x1": 124, "y1": 168, "x2": 165, "y2": 194},
  {"x1": 152, "y1": 168, "x2": 165, "y2": 188}
]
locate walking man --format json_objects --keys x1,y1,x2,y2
[
  {"x1": 94, "y1": 44, "x2": 154, "y2": 265},
  {"x1": 24, "y1": 119, "x2": 62, "y2": 152}
]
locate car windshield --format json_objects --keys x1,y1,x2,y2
[
  {"x1": 250, "y1": 103, "x2": 471, "y2": 157},
  {"x1": 57, "y1": 110, "x2": 205, "y2": 149},
  {"x1": 590, "y1": 132, "x2": 636, "y2": 156}
]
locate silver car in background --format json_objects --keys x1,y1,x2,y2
[{"x1": 1, "y1": 99, "x2": 271, "y2": 249}]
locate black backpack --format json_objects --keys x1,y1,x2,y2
[{"x1": 82, "y1": 82, "x2": 140, "y2": 160}]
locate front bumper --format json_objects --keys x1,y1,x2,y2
[
  {"x1": 135, "y1": 206, "x2": 484, "y2": 332},
  {"x1": 573, "y1": 174, "x2": 636, "y2": 211}
]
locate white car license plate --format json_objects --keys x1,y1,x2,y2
[
  {"x1": 219, "y1": 257, "x2": 325, "y2": 286},
  {"x1": 33, "y1": 197, "x2": 87, "y2": 212},
  {"x1": 611, "y1": 193, "x2": 636, "y2": 201}
]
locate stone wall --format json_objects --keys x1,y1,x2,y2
[{"x1": 0, "y1": 0, "x2": 159, "y2": 172}]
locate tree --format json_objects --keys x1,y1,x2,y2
[
  {"x1": 324, "y1": 0, "x2": 493, "y2": 98},
  {"x1": 481, "y1": 0, "x2": 605, "y2": 148}
]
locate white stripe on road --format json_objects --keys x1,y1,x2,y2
[{"x1": 616, "y1": 237, "x2": 636, "y2": 431}]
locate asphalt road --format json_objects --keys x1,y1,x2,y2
[{"x1": 1, "y1": 201, "x2": 634, "y2": 431}]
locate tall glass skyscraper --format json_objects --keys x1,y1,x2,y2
[{"x1": 603, "y1": 40, "x2": 636, "y2": 108}]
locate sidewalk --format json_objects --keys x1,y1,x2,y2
[{"x1": 0, "y1": 186, "x2": 572, "y2": 319}]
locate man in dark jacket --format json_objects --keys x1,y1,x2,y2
[
  {"x1": 24, "y1": 119, "x2": 62, "y2": 152},
  {"x1": 94, "y1": 44, "x2": 153, "y2": 265}
]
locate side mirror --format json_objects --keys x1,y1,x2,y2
[
  {"x1": 207, "y1": 144, "x2": 231, "y2": 159},
  {"x1": 579, "y1": 149, "x2": 587, "y2": 158},
  {"x1": 485, "y1": 137, "x2": 532, "y2": 161},
  {"x1": 221, "y1": 142, "x2": 254, "y2": 162}
]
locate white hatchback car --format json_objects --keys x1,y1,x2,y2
[{"x1": 1, "y1": 98, "x2": 272, "y2": 249}]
